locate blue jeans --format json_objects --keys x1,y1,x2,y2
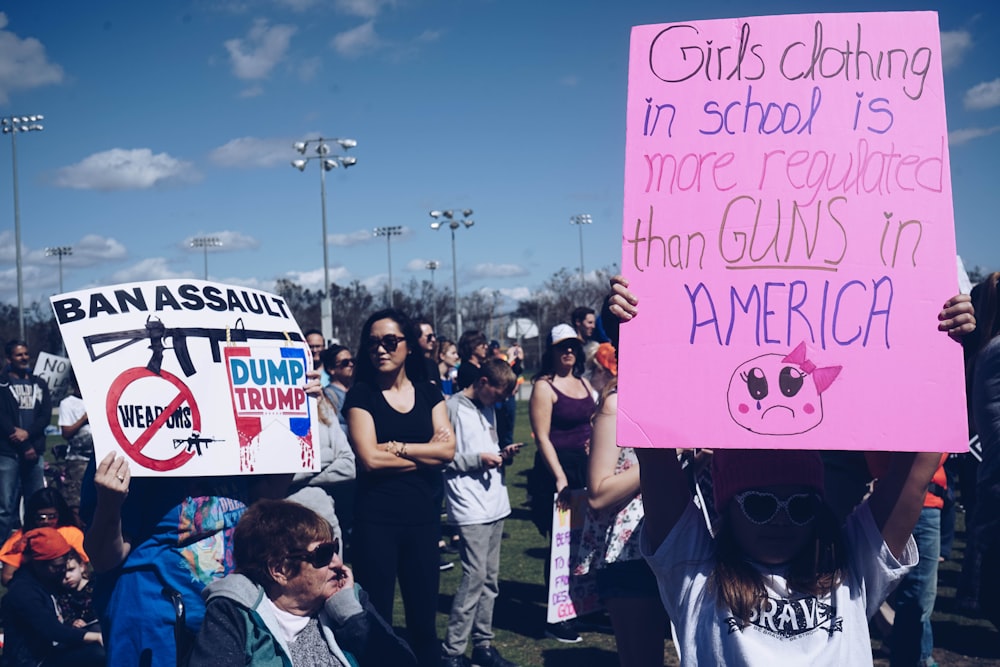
[
  {"x1": 0, "y1": 453, "x2": 45, "y2": 541},
  {"x1": 890, "y1": 506, "x2": 940, "y2": 667}
]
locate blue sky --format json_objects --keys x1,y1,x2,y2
[{"x1": 0, "y1": 0, "x2": 996, "y2": 311}]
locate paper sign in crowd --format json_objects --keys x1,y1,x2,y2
[
  {"x1": 33, "y1": 352, "x2": 71, "y2": 404},
  {"x1": 51, "y1": 280, "x2": 318, "y2": 477},
  {"x1": 546, "y1": 491, "x2": 601, "y2": 624},
  {"x1": 618, "y1": 11, "x2": 967, "y2": 452}
]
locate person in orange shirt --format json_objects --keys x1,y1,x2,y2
[{"x1": 1, "y1": 487, "x2": 88, "y2": 585}]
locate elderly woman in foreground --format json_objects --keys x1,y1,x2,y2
[{"x1": 187, "y1": 499, "x2": 416, "y2": 667}]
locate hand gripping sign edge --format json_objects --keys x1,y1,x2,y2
[{"x1": 106, "y1": 367, "x2": 201, "y2": 472}]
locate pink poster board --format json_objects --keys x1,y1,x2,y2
[{"x1": 618, "y1": 12, "x2": 967, "y2": 452}]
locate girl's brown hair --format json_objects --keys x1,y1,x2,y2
[{"x1": 709, "y1": 500, "x2": 847, "y2": 628}]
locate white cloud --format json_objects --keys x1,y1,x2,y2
[
  {"x1": 239, "y1": 85, "x2": 264, "y2": 98},
  {"x1": 54, "y1": 148, "x2": 198, "y2": 191},
  {"x1": 182, "y1": 230, "x2": 260, "y2": 251},
  {"x1": 964, "y1": 78, "x2": 1000, "y2": 110},
  {"x1": 940, "y1": 30, "x2": 972, "y2": 70},
  {"x1": 466, "y1": 263, "x2": 529, "y2": 279},
  {"x1": 329, "y1": 229, "x2": 375, "y2": 246},
  {"x1": 949, "y1": 125, "x2": 1000, "y2": 146},
  {"x1": 218, "y1": 275, "x2": 270, "y2": 290},
  {"x1": 225, "y1": 19, "x2": 296, "y2": 80},
  {"x1": 0, "y1": 264, "x2": 54, "y2": 296},
  {"x1": 331, "y1": 21, "x2": 380, "y2": 57},
  {"x1": 111, "y1": 258, "x2": 195, "y2": 282},
  {"x1": 0, "y1": 233, "x2": 127, "y2": 274},
  {"x1": 0, "y1": 230, "x2": 19, "y2": 263},
  {"x1": 497, "y1": 286, "x2": 532, "y2": 301},
  {"x1": 73, "y1": 234, "x2": 129, "y2": 262},
  {"x1": 209, "y1": 136, "x2": 296, "y2": 168},
  {"x1": 360, "y1": 273, "x2": 387, "y2": 291},
  {"x1": 282, "y1": 266, "x2": 351, "y2": 291},
  {"x1": 0, "y1": 13, "x2": 64, "y2": 105}
]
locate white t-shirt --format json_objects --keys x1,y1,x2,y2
[
  {"x1": 641, "y1": 501, "x2": 916, "y2": 666},
  {"x1": 57, "y1": 394, "x2": 93, "y2": 461}
]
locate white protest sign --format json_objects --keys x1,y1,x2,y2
[
  {"x1": 546, "y1": 491, "x2": 601, "y2": 624},
  {"x1": 34, "y1": 352, "x2": 72, "y2": 403},
  {"x1": 50, "y1": 280, "x2": 319, "y2": 477}
]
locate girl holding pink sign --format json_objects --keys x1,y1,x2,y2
[{"x1": 607, "y1": 276, "x2": 974, "y2": 665}]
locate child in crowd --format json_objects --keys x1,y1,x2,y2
[
  {"x1": 441, "y1": 358, "x2": 522, "y2": 667},
  {"x1": 606, "y1": 276, "x2": 975, "y2": 665},
  {"x1": 57, "y1": 551, "x2": 98, "y2": 630},
  {"x1": 0, "y1": 528, "x2": 105, "y2": 667}
]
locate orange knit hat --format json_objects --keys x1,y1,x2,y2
[{"x1": 22, "y1": 527, "x2": 72, "y2": 561}]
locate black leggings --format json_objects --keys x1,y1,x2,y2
[{"x1": 352, "y1": 519, "x2": 440, "y2": 667}]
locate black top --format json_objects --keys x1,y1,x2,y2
[
  {"x1": 0, "y1": 370, "x2": 52, "y2": 458},
  {"x1": 1, "y1": 567, "x2": 94, "y2": 666},
  {"x1": 344, "y1": 381, "x2": 444, "y2": 525}
]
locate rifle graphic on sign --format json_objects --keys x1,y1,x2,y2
[
  {"x1": 173, "y1": 431, "x2": 225, "y2": 456},
  {"x1": 84, "y1": 316, "x2": 304, "y2": 376}
]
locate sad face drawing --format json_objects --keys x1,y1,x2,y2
[{"x1": 727, "y1": 342, "x2": 842, "y2": 436}]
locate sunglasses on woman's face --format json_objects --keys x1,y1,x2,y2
[
  {"x1": 559, "y1": 345, "x2": 577, "y2": 356},
  {"x1": 288, "y1": 539, "x2": 340, "y2": 569},
  {"x1": 366, "y1": 334, "x2": 405, "y2": 353},
  {"x1": 734, "y1": 490, "x2": 817, "y2": 526},
  {"x1": 335, "y1": 358, "x2": 355, "y2": 368}
]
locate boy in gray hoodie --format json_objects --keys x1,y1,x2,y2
[{"x1": 441, "y1": 359, "x2": 522, "y2": 667}]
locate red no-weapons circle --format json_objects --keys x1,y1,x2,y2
[{"x1": 106, "y1": 367, "x2": 201, "y2": 472}]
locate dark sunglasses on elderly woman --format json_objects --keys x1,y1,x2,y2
[
  {"x1": 734, "y1": 490, "x2": 818, "y2": 526},
  {"x1": 288, "y1": 539, "x2": 340, "y2": 568},
  {"x1": 366, "y1": 334, "x2": 405, "y2": 353}
]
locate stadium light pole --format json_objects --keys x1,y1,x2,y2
[
  {"x1": 569, "y1": 213, "x2": 592, "y2": 284},
  {"x1": 45, "y1": 246, "x2": 73, "y2": 293},
  {"x1": 426, "y1": 260, "x2": 440, "y2": 332},
  {"x1": 190, "y1": 236, "x2": 222, "y2": 280},
  {"x1": 291, "y1": 137, "x2": 358, "y2": 345},
  {"x1": 373, "y1": 225, "x2": 403, "y2": 307},
  {"x1": 429, "y1": 209, "x2": 474, "y2": 338},
  {"x1": 2, "y1": 114, "x2": 44, "y2": 341}
]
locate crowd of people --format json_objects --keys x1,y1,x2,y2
[{"x1": 0, "y1": 272, "x2": 996, "y2": 667}]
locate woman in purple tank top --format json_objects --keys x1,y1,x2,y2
[{"x1": 528, "y1": 323, "x2": 596, "y2": 642}]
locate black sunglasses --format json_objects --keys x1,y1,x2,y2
[
  {"x1": 287, "y1": 539, "x2": 340, "y2": 568},
  {"x1": 735, "y1": 491, "x2": 817, "y2": 526},
  {"x1": 423, "y1": 332, "x2": 436, "y2": 341},
  {"x1": 335, "y1": 358, "x2": 356, "y2": 368},
  {"x1": 366, "y1": 335, "x2": 405, "y2": 353}
]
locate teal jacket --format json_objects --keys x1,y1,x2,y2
[{"x1": 186, "y1": 574, "x2": 415, "y2": 667}]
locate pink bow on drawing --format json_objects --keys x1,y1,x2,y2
[{"x1": 782, "y1": 342, "x2": 842, "y2": 395}]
